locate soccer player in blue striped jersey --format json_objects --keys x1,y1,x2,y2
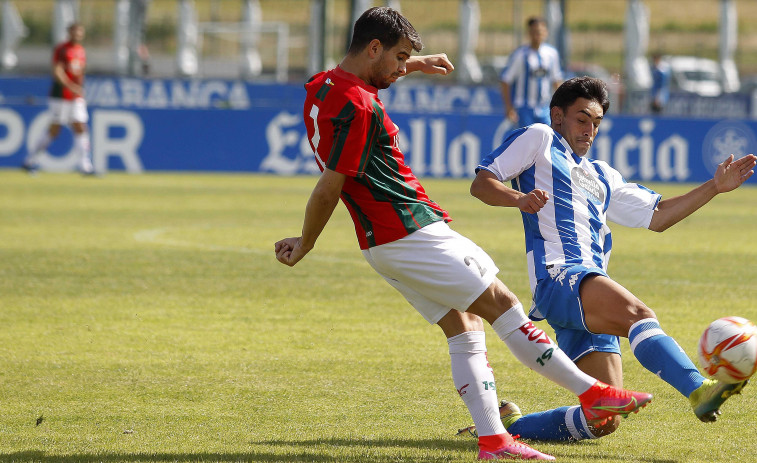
[
  {"x1": 500, "y1": 17, "x2": 562, "y2": 129},
  {"x1": 470, "y1": 76, "x2": 756, "y2": 441}
]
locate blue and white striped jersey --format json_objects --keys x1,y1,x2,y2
[
  {"x1": 501, "y1": 44, "x2": 563, "y2": 110},
  {"x1": 476, "y1": 124, "x2": 661, "y2": 294}
]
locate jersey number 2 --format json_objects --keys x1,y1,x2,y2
[{"x1": 464, "y1": 256, "x2": 487, "y2": 277}]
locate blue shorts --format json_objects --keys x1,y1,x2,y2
[{"x1": 529, "y1": 264, "x2": 620, "y2": 362}]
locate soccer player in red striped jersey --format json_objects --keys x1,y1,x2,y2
[
  {"x1": 23, "y1": 23, "x2": 94, "y2": 175},
  {"x1": 275, "y1": 7, "x2": 653, "y2": 460},
  {"x1": 302, "y1": 63, "x2": 449, "y2": 249}
]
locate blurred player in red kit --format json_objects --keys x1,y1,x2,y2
[{"x1": 24, "y1": 23, "x2": 94, "y2": 175}]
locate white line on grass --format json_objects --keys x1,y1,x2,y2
[{"x1": 133, "y1": 227, "x2": 360, "y2": 264}]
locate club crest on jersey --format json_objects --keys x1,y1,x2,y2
[{"x1": 570, "y1": 166, "x2": 605, "y2": 205}]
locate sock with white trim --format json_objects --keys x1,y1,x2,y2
[
  {"x1": 491, "y1": 304, "x2": 596, "y2": 396},
  {"x1": 508, "y1": 405, "x2": 597, "y2": 441},
  {"x1": 629, "y1": 318, "x2": 704, "y2": 397},
  {"x1": 448, "y1": 331, "x2": 507, "y2": 438}
]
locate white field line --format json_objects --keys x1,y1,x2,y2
[{"x1": 133, "y1": 226, "x2": 360, "y2": 264}]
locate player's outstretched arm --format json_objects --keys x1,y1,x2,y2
[
  {"x1": 404, "y1": 53, "x2": 454, "y2": 76},
  {"x1": 649, "y1": 153, "x2": 756, "y2": 232},
  {"x1": 470, "y1": 169, "x2": 549, "y2": 214},
  {"x1": 275, "y1": 168, "x2": 346, "y2": 267}
]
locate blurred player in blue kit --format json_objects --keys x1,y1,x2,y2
[
  {"x1": 468, "y1": 76, "x2": 756, "y2": 441},
  {"x1": 650, "y1": 53, "x2": 671, "y2": 114},
  {"x1": 500, "y1": 17, "x2": 562, "y2": 129}
]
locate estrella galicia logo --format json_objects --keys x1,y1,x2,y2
[
  {"x1": 570, "y1": 167, "x2": 605, "y2": 205},
  {"x1": 702, "y1": 120, "x2": 757, "y2": 175}
]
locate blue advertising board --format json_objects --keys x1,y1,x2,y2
[{"x1": 1, "y1": 76, "x2": 756, "y2": 183}]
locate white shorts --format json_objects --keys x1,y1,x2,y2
[
  {"x1": 362, "y1": 221, "x2": 499, "y2": 324},
  {"x1": 49, "y1": 98, "x2": 89, "y2": 125}
]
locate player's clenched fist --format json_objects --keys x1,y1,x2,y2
[
  {"x1": 517, "y1": 189, "x2": 549, "y2": 214},
  {"x1": 275, "y1": 237, "x2": 306, "y2": 267}
]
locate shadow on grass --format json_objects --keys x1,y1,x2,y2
[
  {"x1": 261, "y1": 437, "x2": 681, "y2": 463},
  {"x1": 258, "y1": 436, "x2": 473, "y2": 450},
  {"x1": 0, "y1": 439, "x2": 471, "y2": 463},
  {"x1": 0, "y1": 438, "x2": 681, "y2": 463}
]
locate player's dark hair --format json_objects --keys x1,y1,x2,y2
[
  {"x1": 347, "y1": 7, "x2": 422, "y2": 55},
  {"x1": 550, "y1": 76, "x2": 610, "y2": 115},
  {"x1": 527, "y1": 16, "x2": 546, "y2": 27}
]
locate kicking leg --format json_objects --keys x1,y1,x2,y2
[
  {"x1": 580, "y1": 275, "x2": 705, "y2": 397},
  {"x1": 467, "y1": 279, "x2": 652, "y2": 425},
  {"x1": 579, "y1": 276, "x2": 746, "y2": 422}
]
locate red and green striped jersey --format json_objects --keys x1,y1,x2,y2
[
  {"x1": 50, "y1": 40, "x2": 86, "y2": 100},
  {"x1": 303, "y1": 66, "x2": 451, "y2": 250}
]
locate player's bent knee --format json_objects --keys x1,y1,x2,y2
[
  {"x1": 629, "y1": 303, "x2": 657, "y2": 323},
  {"x1": 437, "y1": 310, "x2": 485, "y2": 337},
  {"x1": 49, "y1": 125, "x2": 62, "y2": 137},
  {"x1": 467, "y1": 279, "x2": 522, "y2": 325},
  {"x1": 491, "y1": 279, "x2": 520, "y2": 308}
]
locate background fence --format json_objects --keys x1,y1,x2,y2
[
  {"x1": 3, "y1": 0, "x2": 757, "y2": 177},
  {"x1": 6, "y1": 0, "x2": 757, "y2": 84}
]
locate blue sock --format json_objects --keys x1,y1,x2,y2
[
  {"x1": 508, "y1": 406, "x2": 595, "y2": 441},
  {"x1": 629, "y1": 318, "x2": 705, "y2": 397}
]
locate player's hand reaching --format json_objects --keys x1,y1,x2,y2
[
  {"x1": 713, "y1": 153, "x2": 756, "y2": 193},
  {"x1": 275, "y1": 237, "x2": 310, "y2": 267},
  {"x1": 404, "y1": 53, "x2": 454, "y2": 76},
  {"x1": 517, "y1": 189, "x2": 550, "y2": 214}
]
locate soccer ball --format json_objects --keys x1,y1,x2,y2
[{"x1": 698, "y1": 316, "x2": 757, "y2": 384}]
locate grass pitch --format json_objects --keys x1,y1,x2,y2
[{"x1": 1, "y1": 170, "x2": 755, "y2": 462}]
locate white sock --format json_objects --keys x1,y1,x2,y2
[
  {"x1": 26, "y1": 132, "x2": 53, "y2": 164},
  {"x1": 448, "y1": 331, "x2": 505, "y2": 437},
  {"x1": 491, "y1": 304, "x2": 595, "y2": 395},
  {"x1": 74, "y1": 132, "x2": 93, "y2": 171}
]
